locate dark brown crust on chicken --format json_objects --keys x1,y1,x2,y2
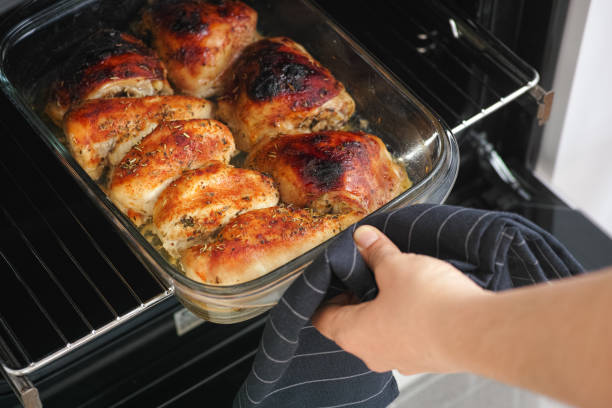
[
  {"x1": 237, "y1": 38, "x2": 342, "y2": 105},
  {"x1": 182, "y1": 206, "x2": 346, "y2": 285},
  {"x1": 245, "y1": 131, "x2": 411, "y2": 214},
  {"x1": 217, "y1": 37, "x2": 355, "y2": 151},
  {"x1": 141, "y1": 0, "x2": 257, "y2": 97},
  {"x1": 46, "y1": 29, "x2": 172, "y2": 125}
]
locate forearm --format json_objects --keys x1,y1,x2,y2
[{"x1": 440, "y1": 268, "x2": 612, "y2": 408}]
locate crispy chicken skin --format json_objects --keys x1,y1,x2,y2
[
  {"x1": 140, "y1": 0, "x2": 257, "y2": 98},
  {"x1": 245, "y1": 131, "x2": 411, "y2": 215},
  {"x1": 182, "y1": 206, "x2": 349, "y2": 285},
  {"x1": 153, "y1": 162, "x2": 279, "y2": 256},
  {"x1": 109, "y1": 119, "x2": 235, "y2": 225},
  {"x1": 64, "y1": 95, "x2": 213, "y2": 180},
  {"x1": 46, "y1": 29, "x2": 172, "y2": 126},
  {"x1": 217, "y1": 37, "x2": 355, "y2": 151}
]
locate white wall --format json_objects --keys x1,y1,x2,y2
[{"x1": 536, "y1": 0, "x2": 612, "y2": 237}]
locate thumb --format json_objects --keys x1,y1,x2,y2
[{"x1": 353, "y1": 225, "x2": 401, "y2": 271}]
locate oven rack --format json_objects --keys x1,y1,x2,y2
[
  {"x1": 319, "y1": 0, "x2": 547, "y2": 136},
  {"x1": 0, "y1": 118, "x2": 174, "y2": 407},
  {"x1": 0, "y1": 1, "x2": 547, "y2": 407},
  {"x1": 0, "y1": 171, "x2": 173, "y2": 378}
]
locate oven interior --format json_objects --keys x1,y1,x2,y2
[{"x1": 1, "y1": 1, "x2": 612, "y2": 407}]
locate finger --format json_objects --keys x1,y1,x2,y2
[
  {"x1": 311, "y1": 293, "x2": 349, "y2": 339},
  {"x1": 353, "y1": 225, "x2": 401, "y2": 271},
  {"x1": 312, "y1": 297, "x2": 366, "y2": 344}
]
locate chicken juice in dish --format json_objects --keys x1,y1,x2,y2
[{"x1": 45, "y1": 0, "x2": 411, "y2": 286}]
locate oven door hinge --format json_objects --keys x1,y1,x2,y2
[
  {"x1": 529, "y1": 85, "x2": 554, "y2": 125},
  {"x1": 470, "y1": 131, "x2": 532, "y2": 201}
]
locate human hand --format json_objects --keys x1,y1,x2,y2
[{"x1": 312, "y1": 225, "x2": 489, "y2": 375}]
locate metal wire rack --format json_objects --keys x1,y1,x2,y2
[
  {"x1": 0, "y1": 117, "x2": 174, "y2": 406},
  {"x1": 320, "y1": 0, "x2": 543, "y2": 136}
]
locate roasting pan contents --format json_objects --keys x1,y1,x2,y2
[
  {"x1": 46, "y1": 29, "x2": 173, "y2": 126},
  {"x1": 153, "y1": 161, "x2": 279, "y2": 257},
  {"x1": 139, "y1": 0, "x2": 258, "y2": 98},
  {"x1": 245, "y1": 131, "x2": 411, "y2": 215},
  {"x1": 47, "y1": 0, "x2": 410, "y2": 286},
  {"x1": 108, "y1": 119, "x2": 235, "y2": 226},
  {"x1": 217, "y1": 37, "x2": 356, "y2": 151},
  {"x1": 63, "y1": 95, "x2": 213, "y2": 179},
  {"x1": 181, "y1": 206, "x2": 356, "y2": 285}
]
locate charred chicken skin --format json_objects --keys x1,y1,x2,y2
[
  {"x1": 64, "y1": 95, "x2": 213, "y2": 180},
  {"x1": 46, "y1": 29, "x2": 172, "y2": 126},
  {"x1": 109, "y1": 119, "x2": 235, "y2": 225},
  {"x1": 182, "y1": 206, "x2": 349, "y2": 285},
  {"x1": 245, "y1": 131, "x2": 411, "y2": 215},
  {"x1": 153, "y1": 162, "x2": 279, "y2": 256},
  {"x1": 140, "y1": 0, "x2": 257, "y2": 98},
  {"x1": 217, "y1": 37, "x2": 355, "y2": 151}
]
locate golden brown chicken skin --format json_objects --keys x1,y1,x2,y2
[
  {"x1": 217, "y1": 37, "x2": 355, "y2": 151},
  {"x1": 64, "y1": 95, "x2": 213, "y2": 180},
  {"x1": 245, "y1": 131, "x2": 411, "y2": 215},
  {"x1": 153, "y1": 162, "x2": 279, "y2": 256},
  {"x1": 109, "y1": 119, "x2": 235, "y2": 225},
  {"x1": 182, "y1": 206, "x2": 349, "y2": 285},
  {"x1": 46, "y1": 29, "x2": 172, "y2": 126},
  {"x1": 140, "y1": 0, "x2": 257, "y2": 98}
]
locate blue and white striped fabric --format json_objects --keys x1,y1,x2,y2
[{"x1": 234, "y1": 204, "x2": 584, "y2": 408}]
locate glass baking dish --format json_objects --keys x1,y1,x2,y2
[{"x1": 0, "y1": 0, "x2": 458, "y2": 323}]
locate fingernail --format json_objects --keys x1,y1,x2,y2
[{"x1": 353, "y1": 226, "x2": 379, "y2": 249}]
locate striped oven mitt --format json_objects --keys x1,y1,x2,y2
[{"x1": 234, "y1": 204, "x2": 584, "y2": 408}]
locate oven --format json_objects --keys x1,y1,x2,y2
[{"x1": 1, "y1": 1, "x2": 611, "y2": 407}]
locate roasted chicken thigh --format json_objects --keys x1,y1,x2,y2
[
  {"x1": 46, "y1": 29, "x2": 172, "y2": 126},
  {"x1": 245, "y1": 131, "x2": 411, "y2": 215},
  {"x1": 141, "y1": 0, "x2": 257, "y2": 98},
  {"x1": 217, "y1": 37, "x2": 355, "y2": 151},
  {"x1": 182, "y1": 206, "x2": 347, "y2": 285},
  {"x1": 109, "y1": 119, "x2": 235, "y2": 225},
  {"x1": 64, "y1": 95, "x2": 213, "y2": 179},
  {"x1": 153, "y1": 162, "x2": 279, "y2": 256}
]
